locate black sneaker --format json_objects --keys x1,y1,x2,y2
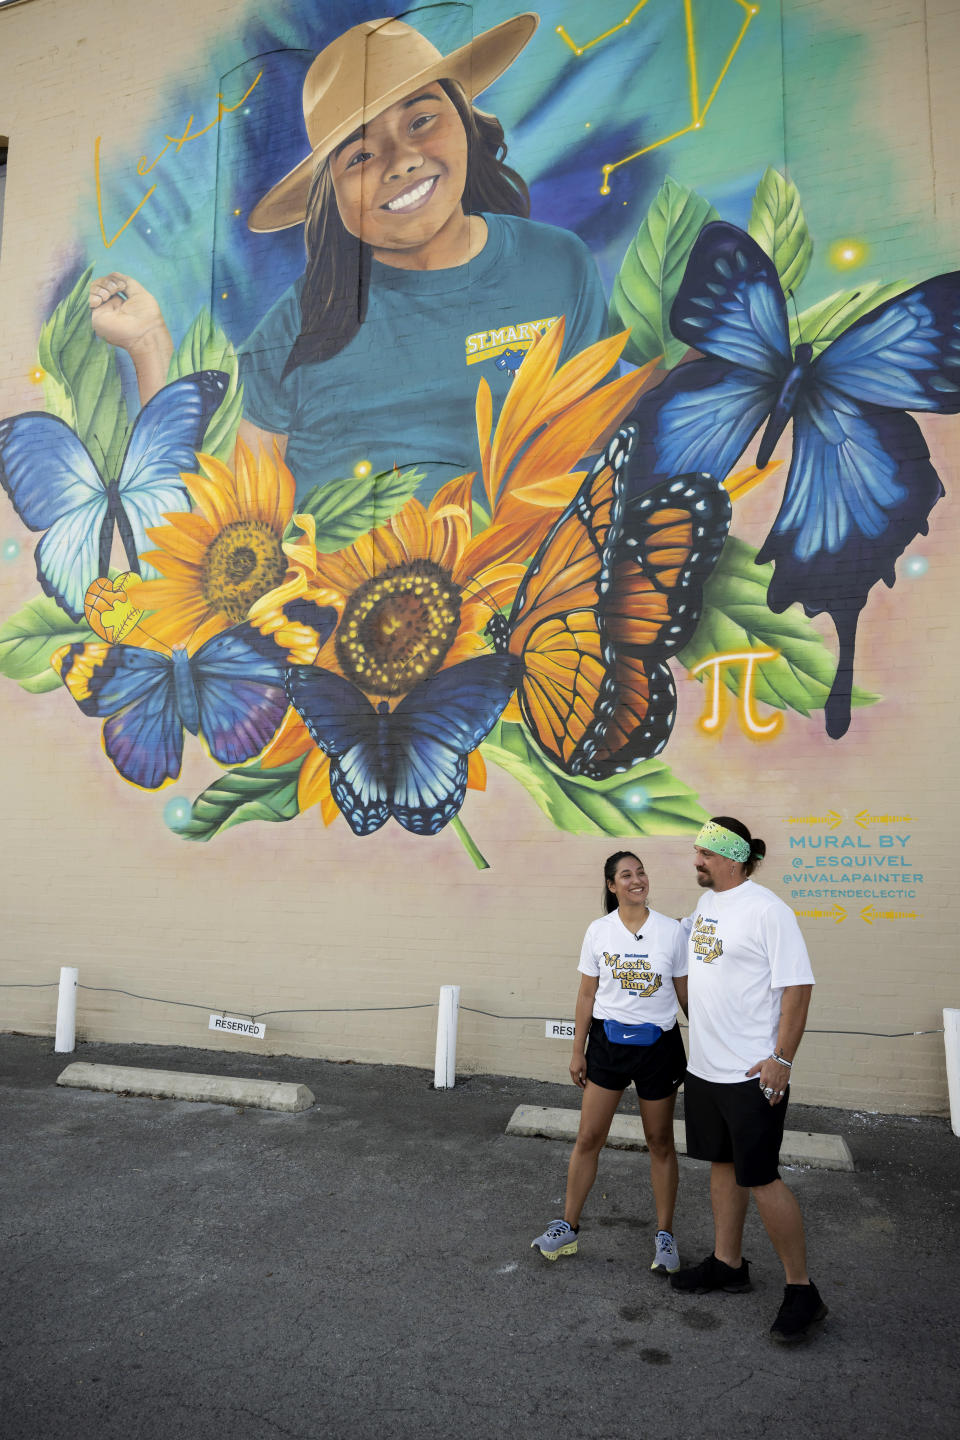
[
  {"x1": 769, "y1": 1282, "x2": 828, "y2": 1343},
  {"x1": 670, "y1": 1252, "x2": 752, "y2": 1293}
]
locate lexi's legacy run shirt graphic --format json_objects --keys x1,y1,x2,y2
[
  {"x1": 577, "y1": 909, "x2": 686, "y2": 1029},
  {"x1": 602, "y1": 950, "x2": 663, "y2": 997},
  {"x1": 691, "y1": 914, "x2": 723, "y2": 964}
]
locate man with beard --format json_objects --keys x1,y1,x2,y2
[{"x1": 670, "y1": 816, "x2": 828, "y2": 1344}]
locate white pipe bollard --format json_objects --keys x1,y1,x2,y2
[
  {"x1": 944, "y1": 1009, "x2": 960, "y2": 1138},
  {"x1": 434, "y1": 985, "x2": 461, "y2": 1090},
  {"x1": 55, "y1": 966, "x2": 79, "y2": 1053}
]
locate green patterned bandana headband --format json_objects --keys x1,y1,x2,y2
[{"x1": 695, "y1": 821, "x2": 751, "y2": 863}]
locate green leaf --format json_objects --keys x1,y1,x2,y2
[
  {"x1": 37, "y1": 265, "x2": 129, "y2": 480},
  {"x1": 791, "y1": 280, "x2": 914, "y2": 355},
  {"x1": 167, "y1": 308, "x2": 243, "y2": 462},
  {"x1": 609, "y1": 177, "x2": 718, "y2": 369},
  {"x1": 40, "y1": 371, "x2": 77, "y2": 427},
  {"x1": 481, "y1": 722, "x2": 708, "y2": 836},
  {"x1": 289, "y1": 466, "x2": 425, "y2": 551},
  {"x1": 678, "y1": 537, "x2": 880, "y2": 715},
  {"x1": 0, "y1": 594, "x2": 97, "y2": 691},
  {"x1": 179, "y1": 759, "x2": 304, "y2": 841},
  {"x1": 19, "y1": 669, "x2": 65, "y2": 694},
  {"x1": 748, "y1": 166, "x2": 813, "y2": 296}
]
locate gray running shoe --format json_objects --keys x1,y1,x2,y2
[
  {"x1": 531, "y1": 1219, "x2": 579, "y2": 1260},
  {"x1": 651, "y1": 1229, "x2": 680, "y2": 1274}
]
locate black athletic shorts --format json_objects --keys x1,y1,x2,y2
[
  {"x1": 585, "y1": 1017, "x2": 687, "y2": 1101},
  {"x1": 683, "y1": 1071, "x2": 789, "y2": 1187}
]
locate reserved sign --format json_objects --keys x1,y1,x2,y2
[
  {"x1": 545, "y1": 1020, "x2": 575, "y2": 1039},
  {"x1": 209, "y1": 1014, "x2": 266, "y2": 1039}
]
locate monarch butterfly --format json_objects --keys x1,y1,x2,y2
[{"x1": 487, "y1": 426, "x2": 731, "y2": 777}]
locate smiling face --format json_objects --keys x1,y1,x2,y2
[
  {"x1": 607, "y1": 856, "x2": 649, "y2": 912},
  {"x1": 329, "y1": 85, "x2": 471, "y2": 267}
]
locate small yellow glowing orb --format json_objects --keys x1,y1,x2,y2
[
  {"x1": 828, "y1": 238, "x2": 868, "y2": 270},
  {"x1": 233, "y1": 208, "x2": 242, "y2": 216},
  {"x1": 28, "y1": 367, "x2": 45, "y2": 385},
  {"x1": 84, "y1": 573, "x2": 144, "y2": 643},
  {"x1": 353, "y1": 459, "x2": 373, "y2": 479}
]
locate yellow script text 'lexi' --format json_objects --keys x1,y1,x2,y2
[{"x1": 95, "y1": 72, "x2": 262, "y2": 249}]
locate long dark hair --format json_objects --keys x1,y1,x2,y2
[
  {"x1": 603, "y1": 851, "x2": 641, "y2": 913},
  {"x1": 710, "y1": 816, "x2": 766, "y2": 876},
  {"x1": 282, "y1": 78, "x2": 530, "y2": 380}
]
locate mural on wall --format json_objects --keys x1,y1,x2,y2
[{"x1": 0, "y1": 1, "x2": 958, "y2": 867}]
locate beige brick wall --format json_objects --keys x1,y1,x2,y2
[{"x1": 1, "y1": 0, "x2": 959, "y2": 1115}]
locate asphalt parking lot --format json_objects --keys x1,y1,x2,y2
[{"x1": 2, "y1": 1033, "x2": 959, "y2": 1440}]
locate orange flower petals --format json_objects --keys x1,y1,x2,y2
[
  {"x1": 297, "y1": 746, "x2": 339, "y2": 825},
  {"x1": 475, "y1": 379, "x2": 494, "y2": 511},
  {"x1": 725, "y1": 459, "x2": 782, "y2": 502},
  {"x1": 429, "y1": 474, "x2": 477, "y2": 521},
  {"x1": 505, "y1": 368, "x2": 652, "y2": 496},
  {"x1": 466, "y1": 748, "x2": 487, "y2": 792},
  {"x1": 185, "y1": 460, "x2": 241, "y2": 529},
  {"x1": 488, "y1": 318, "x2": 567, "y2": 488},
  {"x1": 260, "y1": 706, "x2": 312, "y2": 767},
  {"x1": 508, "y1": 472, "x2": 586, "y2": 511}
]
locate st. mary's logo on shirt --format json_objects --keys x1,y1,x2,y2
[
  {"x1": 692, "y1": 915, "x2": 723, "y2": 964},
  {"x1": 464, "y1": 315, "x2": 560, "y2": 371},
  {"x1": 602, "y1": 950, "x2": 663, "y2": 997}
]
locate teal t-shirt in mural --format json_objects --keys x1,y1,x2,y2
[{"x1": 237, "y1": 213, "x2": 608, "y2": 500}]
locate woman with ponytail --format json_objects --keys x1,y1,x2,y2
[{"x1": 531, "y1": 852, "x2": 689, "y2": 1273}]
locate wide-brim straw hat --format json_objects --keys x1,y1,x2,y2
[{"x1": 248, "y1": 12, "x2": 539, "y2": 233}]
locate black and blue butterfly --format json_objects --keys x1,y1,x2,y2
[
  {"x1": 53, "y1": 620, "x2": 326, "y2": 790},
  {"x1": 626, "y1": 221, "x2": 960, "y2": 736},
  {"x1": 284, "y1": 653, "x2": 521, "y2": 836},
  {"x1": 0, "y1": 370, "x2": 228, "y2": 622}
]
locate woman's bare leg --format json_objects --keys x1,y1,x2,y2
[
  {"x1": 563, "y1": 1081, "x2": 623, "y2": 1226},
  {"x1": 638, "y1": 1092, "x2": 679, "y2": 1233}
]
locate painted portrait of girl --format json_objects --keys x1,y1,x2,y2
[{"x1": 90, "y1": 12, "x2": 609, "y2": 500}]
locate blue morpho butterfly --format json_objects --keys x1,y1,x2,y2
[
  {"x1": 0, "y1": 370, "x2": 229, "y2": 622},
  {"x1": 284, "y1": 653, "x2": 521, "y2": 836},
  {"x1": 624, "y1": 221, "x2": 960, "y2": 737},
  {"x1": 54, "y1": 613, "x2": 335, "y2": 790}
]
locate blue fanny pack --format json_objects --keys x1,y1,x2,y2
[{"x1": 603, "y1": 1019, "x2": 663, "y2": 1046}]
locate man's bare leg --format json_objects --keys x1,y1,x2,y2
[
  {"x1": 711, "y1": 1161, "x2": 749, "y2": 1265},
  {"x1": 752, "y1": 1178, "x2": 809, "y2": 1284}
]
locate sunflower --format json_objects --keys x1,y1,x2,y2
[
  {"x1": 254, "y1": 324, "x2": 662, "y2": 827},
  {"x1": 252, "y1": 483, "x2": 525, "y2": 820},
  {"x1": 126, "y1": 440, "x2": 308, "y2": 648}
]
